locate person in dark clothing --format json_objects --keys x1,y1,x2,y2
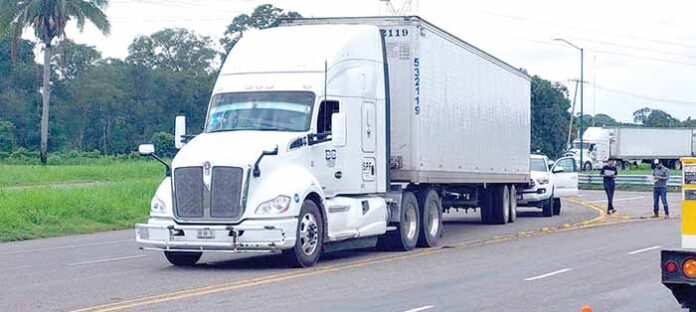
[
  {"x1": 600, "y1": 160, "x2": 618, "y2": 214},
  {"x1": 652, "y1": 159, "x2": 671, "y2": 218}
]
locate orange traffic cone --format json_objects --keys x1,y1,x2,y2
[{"x1": 581, "y1": 305, "x2": 592, "y2": 312}]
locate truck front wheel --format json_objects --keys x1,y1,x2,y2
[
  {"x1": 164, "y1": 251, "x2": 202, "y2": 266},
  {"x1": 284, "y1": 200, "x2": 324, "y2": 268},
  {"x1": 378, "y1": 191, "x2": 420, "y2": 251},
  {"x1": 417, "y1": 189, "x2": 442, "y2": 248},
  {"x1": 542, "y1": 195, "x2": 554, "y2": 217},
  {"x1": 583, "y1": 162, "x2": 592, "y2": 171},
  {"x1": 553, "y1": 198, "x2": 562, "y2": 215}
]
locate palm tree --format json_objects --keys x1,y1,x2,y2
[{"x1": 0, "y1": 0, "x2": 110, "y2": 164}]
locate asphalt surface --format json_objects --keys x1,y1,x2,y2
[{"x1": 0, "y1": 190, "x2": 684, "y2": 312}]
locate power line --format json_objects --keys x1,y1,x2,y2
[
  {"x1": 588, "y1": 82, "x2": 696, "y2": 105},
  {"x1": 480, "y1": 11, "x2": 696, "y2": 50}
]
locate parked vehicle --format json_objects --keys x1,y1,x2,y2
[
  {"x1": 135, "y1": 16, "x2": 531, "y2": 268},
  {"x1": 518, "y1": 155, "x2": 579, "y2": 217},
  {"x1": 566, "y1": 127, "x2": 696, "y2": 171},
  {"x1": 661, "y1": 157, "x2": 696, "y2": 309}
]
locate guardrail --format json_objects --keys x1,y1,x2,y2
[{"x1": 579, "y1": 174, "x2": 681, "y2": 187}]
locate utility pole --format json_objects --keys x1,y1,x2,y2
[{"x1": 554, "y1": 38, "x2": 584, "y2": 171}]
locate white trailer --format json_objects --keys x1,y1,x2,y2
[
  {"x1": 568, "y1": 127, "x2": 696, "y2": 170},
  {"x1": 135, "y1": 16, "x2": 531, "y2": 267}
]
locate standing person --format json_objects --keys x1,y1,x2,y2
[
  {"x1": 600, "y1": 160, "x2": 618, "y2": 214},
  {"x1": 652, "y1": 159, "x2": 671, "y2": 218}
]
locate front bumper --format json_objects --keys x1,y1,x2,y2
[
  {"x1": 135, "y1": 217, "x2": 298, "y2": 253},
  {"x1": 519, "y1": 187, "x2": 550, "y2": 204}
]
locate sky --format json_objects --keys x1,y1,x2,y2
[{"x1": 56, "y1": 0, "x2": 696, "y2": 122}]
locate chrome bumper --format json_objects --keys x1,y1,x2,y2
[{"x1": 135, "y1": 218, "x2": 297, "y2": 253}]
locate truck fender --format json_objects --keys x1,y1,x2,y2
[{"x1": 247, "y1": 164, "x2": 327, "y2": 221}]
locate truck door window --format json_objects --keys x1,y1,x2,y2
[
  {"x1": 555, "y1": 158, "x2": 577, "y2": 173},
  {"x1": 317, "y1": 100, "x2": 340, "y2": 135}
]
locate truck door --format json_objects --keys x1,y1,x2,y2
[
  {"x1": 309, "y1": 100, "x2": 342, "y2": 196},
  {"x1": 552, "y1": 157, "x2": 579, "y2": 198}
]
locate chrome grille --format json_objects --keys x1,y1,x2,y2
[
  {"x1": 210, "y1": 167, "x2": 244, "y2": 218},
  {"x1": 173, "y1": 166, "x2": 245, "y2": 221},
  {"x1": 174, "y1": 167, "x2": 204, "y2": 218}
]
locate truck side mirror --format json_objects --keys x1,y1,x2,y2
[
  {"x1": 138, "y1": 144, "x2": 170, "y2": 176},
  {"x1": 138, "y1": 144, "x2": 155, "y2": 156},
  {"x1": 332, "y1": 113, "x2": 347, "y2": 148},
  {"x1": 175, "y1": 115, "x2": 186, "y2": 149}
]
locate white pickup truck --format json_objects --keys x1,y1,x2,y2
[{"x1": 518, "y1": 154, "x2": 579, "y2": 217}]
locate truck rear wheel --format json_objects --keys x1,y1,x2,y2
[
  {"x1": 480, "y1": 188, "x2": 494, "y2": 224},
  {"x1": 164, "y1": 251, "x2": 202, "y2": 267},
  {"x1": 509, "y1": 186, "x2": 518, "y2": 223},
  {"x1": 378, "y1": 191, "x2": 420, "y2": 251},
  {"x1": 284, "y1": 199, "x2": 323, "y2": 268},
  {"x1": 491, "y1": 185, "x2": 509, "y2": 225},
  {"x1": 417, "y1": 189, "x2": 442, "y2": 248}
]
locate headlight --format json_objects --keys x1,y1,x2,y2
[
  {"x1": 150, "y1": 197, "x2": 167, "y2": 216},
  {"x1": 255, "y1": 195, "x2": 291, "y2": 214},
  {"x1": 536, "y1": 177, "x2": 549, "y2": 185}
]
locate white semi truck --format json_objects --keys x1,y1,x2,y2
[
  {"x1": 135, "y1": 16, "x2": 531, "y2": 267},
  {"x1": 567, "y1": 126, "x2": 696, "y2": 170}
]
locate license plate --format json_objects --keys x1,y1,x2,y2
[{"x1": 197, "y1": 229, "x2": 215, "y2": 239}]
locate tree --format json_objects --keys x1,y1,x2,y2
[
  {"x1": 220, "y1": 4, "x2": 302, "y2": 53},
  {"x1": 592, "y1": 113, "x2": 618, "y2": 127},
  {"x1": 0, "y1": 0, "x2": 110, "y2": 164},
  {"x1": 530, "y1": 76, "x2": 571, "y2": 159},
  {"x1": 53, "y1": 39, "x2": 101, "y2": 81},
  {"x1": 0, "y1": 120, "x2": 15, "y2": 152},
  {"x1": 633, "y1": 107, "x2": 651, "y2": 125},
  {"x1": 127, "y1": 28, "x2": 216, "y2": 74},
  {"x1": 643, "y1": 109, "x2": 680, "y2": 127}
]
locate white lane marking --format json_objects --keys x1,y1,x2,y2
[
  {"x1": 0, "y1": 239, "x2": 131, "y2": 256},
  {"x1": 68, "y1": 254, "x2": 146, "y2": 266},
  {"x1": 525, "y1": 268, "x2": 572, "y2": 281},
  {"x1": 403, "y1": 305, "x2": 435, "y2": 312},
  {"x1": 591, "y1": 196, "x2": 648, "y2": 203},
  {"x1": 627, "y1": 245, "x2": 662, "y2": 255}
]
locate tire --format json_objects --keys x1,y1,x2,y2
[
  {"x1": 542, "y1": 195, "x2": 554, "y2": 217},
  {"x1": 583, "y1": 162, "x2": 592, "y2": 171},
  {"x1": 480, "y1": 188, "x2": 494, "y2": 224},
  {"x1": 378, "y1": 191, "x2": 420, "y2": 251},
  {"x1": 164, "y1": 251, "x2": 202, "y2": 267},
  {"x1": 417, "y1": 189, "x2": 443, "y2": 248},
  {"x1": 284, "y1": 200, "x2": 324, "y2": 268},
  {"x1": 553, "y1": 198, "x2": 562, "y2": 215},
  {"x1": 509, "y1": 186, "x2": 518, "y2": 223},
  {"x1": 491, "y1": 185, "x2": 509, "y2": 225}
]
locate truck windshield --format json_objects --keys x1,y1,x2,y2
[
  {"x1": 206, "y1": 91, "x2": 315, "y2": 132},
  {"x1": 530, "y1": 158, "x2": 548, "y2": 172}
]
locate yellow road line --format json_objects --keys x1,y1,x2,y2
[{"x1": 69, "y1": 196, "x2": 650, "y2": 312}]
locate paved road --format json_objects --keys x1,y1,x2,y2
[{"x1": 0, "y1": 190, "x2": 684, "y2": 311}]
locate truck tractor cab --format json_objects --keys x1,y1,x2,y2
[{"x1": 135, "y1": 24, "x2": 391, "y2": 268}]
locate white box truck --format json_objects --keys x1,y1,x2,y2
[
  {"x1": 135, "y1": 16, "x2": 531, "y2": 267},
  {"x1": 567, "y1": 127, "x2": 696, "y2": 170}
]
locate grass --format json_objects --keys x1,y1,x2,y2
[
  {"x1": 0, "y1": 160, "x2": 164, "y2": 187},
  {"x1": 615, "y1": 163, "x2": 681, "y2": 176},
  {"x1": 0, "y1": 160, "x2": 163, "y2": 241}
]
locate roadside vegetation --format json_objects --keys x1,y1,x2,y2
[{"x1": 0, "y1": 157, "x2": 163, "y2": 241}]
